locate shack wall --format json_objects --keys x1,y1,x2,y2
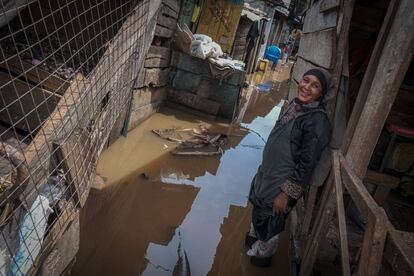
[{"x1": 288, "y1": 0, "x2": 340, "y2": 101}]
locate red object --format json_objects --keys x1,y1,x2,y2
[{"x1": 386, "y1": 123, "x2": 414, "y2": 138}]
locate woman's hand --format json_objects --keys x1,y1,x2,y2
[{"x1": 273, "y1": 192, "x2": 289, "y2": 215}]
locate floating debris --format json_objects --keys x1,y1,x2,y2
[{"x1": 152, "y1": 126, "x2": 228, "y2": 157}]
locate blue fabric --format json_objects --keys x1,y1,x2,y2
[{"x1": 264, "y1": 46, "x2": 281, "y2": 63}]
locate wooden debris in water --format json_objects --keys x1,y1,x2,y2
[{"x1": 152, "y1": 126, "x2": 228, "y2": 157}]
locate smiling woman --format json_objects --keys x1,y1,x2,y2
[{"x1": 246, "y1": 67, "x2": 333, "y2": 267}]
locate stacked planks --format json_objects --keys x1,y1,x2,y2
[{"x1": 127, "y1": 0, "x2": 180, "y2": 131}]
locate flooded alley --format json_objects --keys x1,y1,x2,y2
[{"x1": 71, "y1": 68, "x2": 292, "y2": 276}]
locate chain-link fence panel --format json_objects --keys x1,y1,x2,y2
[{"x1": 0, "y1": 0, "x2": 157, "y2": 274}]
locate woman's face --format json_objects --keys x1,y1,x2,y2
[{"x1": 297, "y1": 75, "x2": 322, "y2": 103}]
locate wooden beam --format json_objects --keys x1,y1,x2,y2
[
  {"x1": 342, "y1": 0, "x2": 399, "y2": 152},
  {"x1": 332, "y1": 151, "x2": 351, "y2": 276},
  {"x1": 0, "y1": 55, "x2": 69, "y2": 95},
  {"x1": 53, "y1": 131, "x2": 93, "y2": 208},
  {"x1": 299, "y1": 169, "x2": 336, "y2": 275},
  {"x1": 357, "y1": 211, "x2": 389, "y2": 276},
  {"x1": 162, "y1": 0, "x2": 180, "y2": 14},
  {"x1": 146, "y1": 46, "x2": 171, "y2": 60},
  {"x1": 384, "y1": 229, "x2": 414, "y2": 274},
  {"x1": 0, "y1": 71, "x2": 60, "y2": 133},
  {"x1": 324, "y1": 0, "x2": 354, "y2": 119},
  {"x1": 300, "y1": 184, "x2": 318, "y2": 242},
  {"x1": 155, "y1": 24, "x2": 174, "y2": 38},
  {"x1": 364, "y1": 169, "x2": 399, "y2": 205},
  {"x1": 345, "y1": 0, "x2": 414, "y2": 178},
  {"x1": 157, "y1": 14, "x2": 177, "y2": 29},
  {"x1": 339, "y1": 153, "x2": 389, "y2": 276},
  {"x1": 297, "y1": 28, "x2": 336, "y2": 69},
  {"x1": 160, "y1": 4, "x2": 179, "y2": 20},
  {"x1": 144, "y1": 46, "x2": 171, "y2": 68}
]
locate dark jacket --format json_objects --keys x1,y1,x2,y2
[
  {"x1": 286, "y1": 107, "x2": 331, "y2": 193},
  {"x1": 250, "y1": 100, "x2": 331, "y2": 204},
  {"x1": 248, "y1": 100, "x2": 331, "y2": 240}
]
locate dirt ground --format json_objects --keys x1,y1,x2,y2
[{"x1": 71, "y1": 65, "x2": 294, "y2": 276}]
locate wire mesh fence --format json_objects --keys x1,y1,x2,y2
[{"x1": 0, "y1": 0, "x2": 156, "y2": 274}]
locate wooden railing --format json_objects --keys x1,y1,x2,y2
[{"x1": 297, "y1": 150, "x2": 414, "y2": 276}]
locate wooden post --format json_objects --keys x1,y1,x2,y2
[
  {"x1": 340, "y1": 154, "x2": 389, "y2": 276},
  {"x1": 332, "y1": 151, "x2": 351, "y2": 276},
  {"x1": 325, "y1": 0, "x2": 354, "y2": 119},
  {"x1": 300, "y1": 184, "x2": 318, "y2": 241},
  {"x1": 299, "y1": 169, "x2": 336, "y2": 275},
  {"x1": 345, "y1": 0, "x2": 414, "y2": 178}
]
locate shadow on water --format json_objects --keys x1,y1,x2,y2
[{"x1": 72, "y1": 67, "x2": 292, "y2": 276}]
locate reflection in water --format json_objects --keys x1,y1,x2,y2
[{"x1": 72, "y1": 68, "x2": 292, "y2": 276}]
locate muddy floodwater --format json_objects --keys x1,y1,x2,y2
[{"x1": 72, "y1": 67, "x2": 292, "y2": 276}]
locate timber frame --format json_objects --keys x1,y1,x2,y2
[{"x1": 291, "y1": 0, "x2": 414, "y2": 275}]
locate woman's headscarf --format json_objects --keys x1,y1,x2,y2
[{"x1": 303, "y1": 67, "x2": 334, "y2": 103}]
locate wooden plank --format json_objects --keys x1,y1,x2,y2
[
  {"x1": 343, "y1": 0, "x2": 399, "y2": 152},
  {"x1": 303, "y1": 0, "x2": 338, "y2": 33},
  {"x1": 345, "y1": 0, "x2": 414, "y2": 178},
  {"x1": 325, "y1": 0, "x2": 354, "y2": 118},
  {"x1": 297, "y1": 28, "x2": 336, "y2": 69},
  {"x1": 167, "y1": 89, "x2": 220, "y2": 115},
  {"x1": 300, "y1": 184, "x2": 318, "y2": 244},
  {"x1": 320, "y1": 0, "x2": 340, "y2": 12},
  {"x1": 53, "y1": 131, "x2": 93, "y2": 208},
  {"x1": 162, "y1": 0, "x2": 179, "y2": 13},
  {"x1": 340, "y1": 154, "x2": 381, "y2": 218},
  {"x1": 332, "y1": 151, "x2": 351, "y2": 276},
  {"x1": 0, "y1": 55, "x2": 69, "y2": 95},
  {"x1": 292, "y1": 57, "x2": 315, "y2": 82},
  {"x1": 155, "y1": 24, "x2": 174, "y2": 38},
  {"x1": 146, "y1": 46, "x2": 171, "y2": 60},
  {"x1": 157, "y1": 14, "x2": 177, "y2": 29},
  {"x1": 160, "y1": 4, "x2": 179, "y2": 20},
  {"x1": 0, "y1": 71, "x2": 60, "y2": 133},
  {"x1": 357, "y1": 211, "x2": 388, "y2": 276},
  {"x1": 384, "y1": 229, "x2": 414, "y2": 274},
  {"x1": 364, "y1": 170, "x2": 399, "y2": 204},
  {"x1": 145, "y1": 46, "x2": 171, "y2": 68},
  {"x1": 144, "y1": 68, "x2": 170, "y2": 87},
  {"x1": 340, "y1": 153, "x2": 388, "y2": 276},
  {"x1": 20, "y1": 74, "x2": 87, "y2": 205},
  {"x1": 300, "y1": 171, "x2": 336, "y2": 276}
]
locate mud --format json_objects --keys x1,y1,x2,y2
[{"x1": 71, "y1": 67, "x2": 293, "y2": 276}]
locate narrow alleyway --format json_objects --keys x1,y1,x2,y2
[{"x1": 71, "y1": 66, "x2": 293, "y2": 276}]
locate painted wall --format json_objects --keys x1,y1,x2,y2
[{"x1": 196, "y1": 0, "x2": 244, "y2": 53}]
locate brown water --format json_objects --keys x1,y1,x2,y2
[{"x1": 72, "y1": 67, "x2": 293, "y2": 276}]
